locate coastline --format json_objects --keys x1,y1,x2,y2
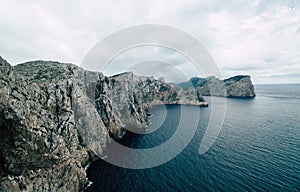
[{"x1": 0, "y1": 56, "x2": 255, "y2": 191}]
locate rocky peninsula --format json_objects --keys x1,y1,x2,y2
[
  {"x1": 179, "y1": 75, "x2": 256, "y2": 98},
  {"x1": 0, "y1": 55, "x2": 256, "y2": 191},
  {"x1": 0, "y1": 56, "x2": 208, "y2": 191}
]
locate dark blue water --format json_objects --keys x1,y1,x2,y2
[{"x1": 85, "y1": 84, "x2": 300, "y2": 192}]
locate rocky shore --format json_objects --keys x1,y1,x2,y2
[{"x1": 0, "y1": 56, "x2": 207, "y2": 191}]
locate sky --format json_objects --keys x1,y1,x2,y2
[{"x1": 0, "y1": 0, "x2": 299, "y2": 84}]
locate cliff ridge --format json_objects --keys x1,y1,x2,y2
[
  {"x1": 178, "y1": 75, "x2": 256, "y2": 98},
  {"x1": 0, "y1": 57, "x2": 207, "y2": 191}
]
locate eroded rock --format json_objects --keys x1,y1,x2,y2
[
  {"x1": 179, "y1": 75, "x2": 256, "y2": 98},
  {"x1": 0, "y1": 56, "x2": 207, "y2": 191}
]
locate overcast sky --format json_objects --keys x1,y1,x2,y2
[{"x1": 1, "y1": 0, "x2": 299, "y2": 84}]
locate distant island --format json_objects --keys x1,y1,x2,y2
[{"x1": 0, "y1": 56, "x2": 255, "y2": 191}]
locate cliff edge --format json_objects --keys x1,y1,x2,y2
[
  {"x1": 0, "y1": 56, "x2": 207, "y2": 191},
  {"x1": 179, "y1": 75, "x2": 256, "y2": 98}
]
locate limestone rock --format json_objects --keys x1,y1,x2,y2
[
  {"x1": 0, "y1": 58, "x2": 106, "y2": 191},
  {"x1": 96, "y1": 72, "x2": 208, "y2": 138},
  {"x1": 0, "y1": 56, "x2": 207, "y2": 191},
  {"x1": 179, "y1": 75, "x2": 256, "y2": 98}
]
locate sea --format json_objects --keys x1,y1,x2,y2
[{"x1": 85, "y1": 84, "x2": 300, "y2": 192}]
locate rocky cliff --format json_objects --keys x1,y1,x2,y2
[
  {"x1": 0, "y1": 56, "x2": 207, "y2": 191},
  {"x1": 96, "y1": 71, "x2": 208, "y2": 139},
  {"x1": 179, "y1": 75, "x2": 256, "y2": 98}
]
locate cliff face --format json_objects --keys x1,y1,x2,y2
[
  {"x1": 179, "y1": 75, "x2": 256, "y2": 98},
  {"x1": 0, "y1": 58, "x2": 105, "y2": 191},
  {"x1": 0, "y1": 57, "x2": 207, "y2": 191},
  {"x1": 96, "y1": 72, "x2": 208, "y2": 139}
]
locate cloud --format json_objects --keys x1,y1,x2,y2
[
  {"x1": 99, "y1": 45, "x2": 204, "y2": 81},
  {"x1": 0, "y1": 0, "x2": 299, "y2": 84},
  {"x1": 128, "y1": 60, "x2": 189, "y2": 83},
  {"x1": 259, "y1": 72, "x2": 300, "y2": 78}
]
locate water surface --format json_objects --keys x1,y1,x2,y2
[{"x1": 86, "y1": 84, "x2": 300, "y2": 192}]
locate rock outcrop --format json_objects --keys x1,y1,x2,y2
[
  {"x1": 0, "y1": 58, "x2": 103, "y2": 191},
  {"x1": 179, "y1": 75, "x2": 256, "y2": 98},
  {"x1": 0, "y1": 56, "x2": 207, "y2": 191},
  {"x1": 96, "y1": 71, "x2": 208, "y2": 139}
]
